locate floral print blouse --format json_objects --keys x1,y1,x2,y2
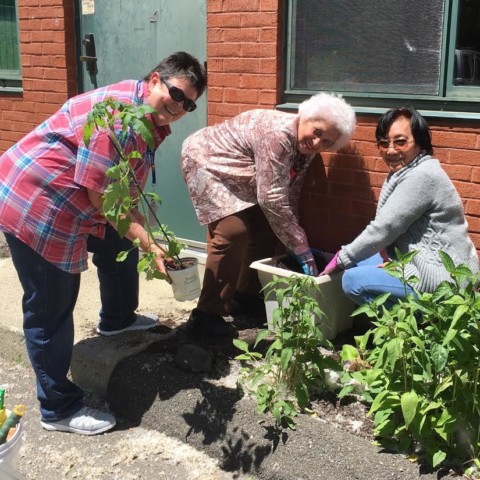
[{"x1": 181, "y1": 109, "x2": 314, "y2": 255}]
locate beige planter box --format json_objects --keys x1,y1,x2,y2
[{"x1": 250, "y1": 255, "x2": 355, "y2": 340}]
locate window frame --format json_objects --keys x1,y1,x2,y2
[
  {"x1": 280, "y1": 0, "x2": 480, "y2": 120},
  {"x1": 0, "y1": 0, "x2": 22, "y2": 91}
]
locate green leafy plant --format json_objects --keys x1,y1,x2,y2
[
  {"x1": 234, "y1": 275, "x2": 341, "y2": 429},
  {"x1": 83, "y1": 98, "x2": 185, "y2": 280},
  {"x1": 339, "y1": 249, "x2": 480, "y2": 473}
]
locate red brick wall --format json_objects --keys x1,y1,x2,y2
[
  {"x1": 0, "y1": 0, "x2": 76, "y2": 154},
  {"x1": 207, "y1": 0, "x2": 282, "y2": 125},
  {"x1": 207, "y1": 2, "x2": 480, "y2": 256}
]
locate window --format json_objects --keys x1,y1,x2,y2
[
  {"x1": 0, "y1": 0, "x2": 21, "y2": 89},
  {"x1": 284, "y1": 0, "x2": 480, "y2": 117}
]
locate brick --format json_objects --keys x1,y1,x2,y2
[
  {"x1": 41, "y1": 18, "x2": 66, "y2": 30},
  {"x1": 466, "y1": 215, "x2": 480, "y2": 233},
  {"x1": 208, "y1": 14, "x2": 242, "y2": 28},
  {"x1": 352, "y1": 170, "x2": 385, "y2": 188},
  {"x1": 208, "y1": 43, "x2": 242, "y2": 57},
  {"x1": 442, "y1": 164, "x2": 472, "y2": 182},
  {"x1": 223, "y1": 58, "x2": 260, "y2": 73},
  {"x1": 207, "y1": 28, "x2": 224, "y2": 43},
  {"x1": 472, "y1": 168, "x2": 480, "y2": 184},
  {"x1": 224, "y1": 88, "x2": 259, "y2": 104},
  {"x1": 259, "y1": 27, "x2": 278, "y2": 42},
  {"x1": 206, "y1": 87, "x2": 224, "y2": 102},
  {"x1": 241, "y1": 12, "x2": 277, "y2": 28},
  {"x1": 453, "y1": 180, "x2": 480, "y2": 199},
  {"x1": 240, "y1": 75, "x2": 277, "y2": 89},
  {"x1": 222, "y1": 0, "x2": 260, "y2": 12},
  {"x1": 258, "y1": 90, "x2": 277, "y2": 105},
  {"x1": 261, "y1": 0, "x2": 279, "y2": 11},
  {"x1": 465, "y1": 199, "x2": 480, "y2": 216},
  {"x1": 207, "y1": 0, "x2": 223, "y2": 12},
  {"x1": 42, "y1": 43, "x2": 66, "y2": 55},
  {"x1": 259, "y1": 58, "x2": 277, "y2": 73},
  {"x1": 209, "y1": 102, "x2": 242, "y2": 117},
  {"x1": 433, "y1": 131, "x2": 477, "y2": 149},
  {"x1": 206, "y1": 72, "x2": 241, "y2": 88},
  {"x1": 447, "y1": 149, "x2": 480, "y2": 166},
  {"x1": 44, "y1": 68, "x2": 67, "y2": 80},
  {"x1": 206, "y1": 58, "x2": 225, "y2": 73},
  {"x1": 240, "y1": 43, "x2": 277, "y2": 57},
  {"x1": 12, "y1": 101, "x2": 35, "y2": 113},
  {"x1": 223, "y1": 28, "x2": 259, "y2": 42}
]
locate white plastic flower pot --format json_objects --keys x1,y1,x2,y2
[
  {"x1": 167, "y1": 257, "x2": 201, "y2": 302},
  {"x1": 250, "y1": 254, "x2": 355, "y2": 340},
  {"x1": 0, "y1": 419, "x2": 25, "y2": 480}
]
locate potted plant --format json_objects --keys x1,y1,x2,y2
[
  {"x1": 250, "y1": 253, "x2": 355, "y2": 340},
  {"x1": 83, "y1": 98, "x2": 201, "y2": 301}
]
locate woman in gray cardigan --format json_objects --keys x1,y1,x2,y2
[{"x1": 321, "y1": 107, "x2": 479, "y2": 306}]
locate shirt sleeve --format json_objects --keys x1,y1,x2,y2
[
  {"x1": 338, "y1": 170, "x2": 436, "y2": 268},
  {"x1": 255, "y1": 131, "x2": 310, "y2": 255}
]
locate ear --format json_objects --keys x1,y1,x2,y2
[{"x1": 149, "y1": 71, "x2": 161, "y2": 90}]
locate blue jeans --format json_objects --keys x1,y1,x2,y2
[
  {"x1": 341, "y1": 253, "x2": 416, "y2": 307},
  {"x1": 5, "y1": 225, "x2": 138, "y2": 420}
]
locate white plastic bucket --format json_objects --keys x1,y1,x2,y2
[
  {"x1": 0, "y1": 420, "x2": 25, "y2": 480},
  {"x1": 168, "y1": 257, "x2": 201, "y2": 302}
]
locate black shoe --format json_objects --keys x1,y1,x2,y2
[
  {"x1": 230, "y1": 292, "x2": 266, "y2": 317},
  {"x1": 186, "y1": 308, "x2": 238, "y2": 338}
]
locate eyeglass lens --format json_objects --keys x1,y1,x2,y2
[
  {"x1": 377, "y1": 139, "x2": 409, "y2": 151},
  {"x1": 161, "y1": 79, "x2": 196, "y2": 112}
]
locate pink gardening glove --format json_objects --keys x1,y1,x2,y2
[{"x1": 319, "y1": 251, "x2": 342, "y2": 276}]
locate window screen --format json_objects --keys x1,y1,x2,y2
[
  {"x1": 0, "y1": 0, "x2": 20, "y2": 81},
  {"x1": 290, "y1": 0, "x2": 445, "y2": 95}
]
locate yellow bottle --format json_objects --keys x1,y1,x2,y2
[{"x1": 0, "y1": 389, "x2": 6, "y2": 427}]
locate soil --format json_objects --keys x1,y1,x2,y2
[
  {"x1": 272, "y1": 251, "x2": 327, "y2": 273},
  {"x1": 233, "y1": 317, "x2": 376, "y2": 441}
]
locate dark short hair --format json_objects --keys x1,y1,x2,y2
[
  {"x1": 375, "y1": 107, "x2": 433, "y2": 155},
  {"x1": 143, "y1": 51, "x2": 207, "y2": 98}
]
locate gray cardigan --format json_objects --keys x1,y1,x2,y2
[{"x1": 338, "y1": 154, "x2": 479, "y2": 292}]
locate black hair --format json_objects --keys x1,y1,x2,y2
[
  {"x1": 375, "y1": 107, "x2": 433, "y2": 155},
  {"x1": 143, "y1": 51, "x2": 207, "y2": 98}
]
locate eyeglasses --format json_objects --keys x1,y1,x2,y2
[
  {"x1": 161, "y1": 78, "x2": 197, "y2": 112},
  {"x1": 376, "y1": 138, "x2": 414, "y2": 152}
]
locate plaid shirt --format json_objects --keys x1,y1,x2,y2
[{"x1": 0, "y1": 80, "x2": 171, "y2": 273}]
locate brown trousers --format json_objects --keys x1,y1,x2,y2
[{"x1": 197, "y1": 205, "x2": 280, "y2": 316}]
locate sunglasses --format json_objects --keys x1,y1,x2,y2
[
  {"x1": 161, "y1": 78, "x2": 197, "y2": 112},
  {"x1": 376, "y1": 138, "x2": 414, "y2": 152}
]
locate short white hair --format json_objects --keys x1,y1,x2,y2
[{"x1": 298, "y1": 93, "x2": 356, "y2": 150}]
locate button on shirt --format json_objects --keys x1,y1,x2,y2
[{"x1": 0, "y1": 80, "x2": 171, "y2": 273}]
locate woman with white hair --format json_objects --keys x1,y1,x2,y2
[{"x1": 181, "y1": 93, "x2": 356, "y2": 338}]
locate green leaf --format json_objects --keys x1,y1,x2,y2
[
  {"x1": 439, "y1": 250, "x2": 455, "y2": 273},
  {"x1": 432, "y1": 450, "x2": 447, "y2": 468},
  {"x1": 83, "y1": 121, "x2": 94, "y2": 147},
  {"x1": 280, "y1": 347, "x2": 293, "y2": 371},
  {"x1": 401, "y1": 391, "x2": 419, "y2": 427},
  {"x1": 430, "y1": 343, "x2": 448, "y2": 372},
  {"x1": 233, "y1": 339, "x2": 250, "y2": 353},
  {"x1": 340, "y1": 344, "x2": 359, "y2": 362},
  {"x1": 253, "y1": 329, "x2": 271, "y2": 348}
]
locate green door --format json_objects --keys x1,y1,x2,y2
[{"x1": 76, "y1": 0, "x2": 207, "y2": 244}]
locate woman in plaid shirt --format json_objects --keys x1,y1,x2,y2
[{"x1": 0, "y1": 52, "x2": 206, "y2": 435}]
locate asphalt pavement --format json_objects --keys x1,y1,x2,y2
[{"x1": 0, "y1": 234, "x2": 467, "y2": 479}]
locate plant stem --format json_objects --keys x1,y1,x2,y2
[{"x1": 105, "y1": 131, "x2": 183, "y2": 267}]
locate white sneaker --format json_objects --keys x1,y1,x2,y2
[
  {"x1": 96, "y1": 313, "x2": 160, "y2": 336},
  {"x1": 41, "y1": 406, "x2": 116, "y2": 435}
]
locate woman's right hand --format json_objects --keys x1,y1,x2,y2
[{"x1": 150, "y1": 244, "x2": 168, "y2": 276}]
